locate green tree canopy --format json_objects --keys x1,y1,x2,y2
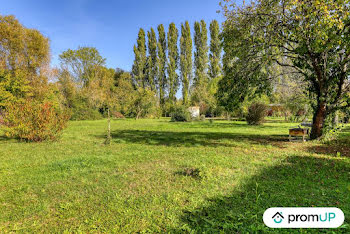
[
  {"x1": 167, "y1": 22, "x2": 179, "y2": 106},
  {"x1": 59, "y1": 46, "x2": 106, "y2": 87},
  {"x1": 219, "y1": 0, "x2": 350, "y2": 139},
  {"x1": 147, "y1": 28, "x2": 158, "y2": 91},
  {"x1": 0, "y1": 14, "x2": 52, "y2": 108},
  {"x1": 209, "y1": 20, "x2": 222, "y2": 80},
  {"x1": 0, "y1": 15, "x2": 50, "y2": 79},
  {"x1": 157, "y1": 24, "x2": 167, "y2": 112},
  {"x1": 192, "y1": 20, "x2": 209, "y2": 106},
  {"x1": 132, "y1": 28, "x2": 147, "y2": 88},
  {"x1": 180, "y1": 21, "x2": 193, "y2": 106}
]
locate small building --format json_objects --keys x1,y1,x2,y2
[
  {"x1": 267, "y1": 104, "x2": 284, "y2": 116},
  {"x1": 188, "y1": 106, "x2": 200, "y2": 118}
]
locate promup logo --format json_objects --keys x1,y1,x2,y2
[
  {"x1": 263, "y1": 208, "x2": 344, "y2": 228},
  {"x1": 272, "y1": 212, "x2": 284, "y2": 224}
]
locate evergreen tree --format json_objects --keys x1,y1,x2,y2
[
  {"x1": 167, "y1": 23, "x2": 179, "y2": 106},
  {"x1": 157, "y1": 24, "x2": 167, "y2": 110},
  {"x1": 180, "y1": 21, "x2": 192, "y2": 106},
  {"x1": 147, "y1": 28, "x2": 158, "y2": 91},
  {"x1": 132, "y1": 28, "x2": 147, "y2": 88},
  {"x1": 209, "y1": 20, "x2": 221, "y2": 80}
]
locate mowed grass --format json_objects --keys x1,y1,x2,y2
[{"x1": 0, "y1": 118, "x2": 349, "y2": 233}]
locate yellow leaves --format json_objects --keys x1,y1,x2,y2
[
  {"x1": 0, "y1": 14, "x2": 50, "y2": 78},
  {"x1": 283, "y1": 0, "x2": 350, "y2": 49}
]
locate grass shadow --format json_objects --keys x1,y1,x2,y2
[
  {"x1": 307, "y1": 145, "x2": 350, "y2": 158},
  {"x1": 0, "y1": 134, "x2": 17, "y2": 143},
  {"x1": 307, "y1": 127, "x2": 350, "y2": 158},
  {"x1": 0, "y1": 135, "x2": 8, "y2": 141},
  {"x1": 103, "y1": 130, "x2": 289, "y2": 148},
  {"x1": 175, "y1": 156, "x2": 350, "y2": 233},
  {"x1": 174, "y1": 167, "x2": 203, "y2": 180},
  {"x1": 184, "y1": 121, "x2": 290, "y2": 129}
]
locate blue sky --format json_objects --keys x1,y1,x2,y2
[{"x1": 1, "y1": 0, "x2": 225, "y2": 71}]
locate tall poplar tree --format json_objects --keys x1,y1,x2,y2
[
  {"x1": 167, "y1": 23, "x2": 179, "y2": 106},
  {"x1": 194, "y1": 20, "x2": 209, "y2": 86},
  {"x1": 209, "y1": 20, "x2": 221, "y2": 80},
  {"x1": 180, "y1": 21, "x2": 193, "y2": 106},
  {"x1": 157, "y1": 24, "x2": 167, "y2": 110},
  {"x1": 132, "y1": 28, "x2": 147, "y2": 88},
  {"x1": 147, "y1": 28, "x2": 158, "y2": 91},
  {"x1": 192, "y1": 20, "x2": 209, "y2": 104}
]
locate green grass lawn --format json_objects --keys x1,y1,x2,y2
[{"x1": 0, "y1": 118, "x2": 349, "y2": 233}]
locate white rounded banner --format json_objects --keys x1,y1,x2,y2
[{"x1": 263, "y1": 207, "x2": 344, "y2": 228}]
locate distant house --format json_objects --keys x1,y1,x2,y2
[
  {"x1": 267, "y1": 104, "x2": 284, "y2": 116},
  {"x1": 188, "y1": 106, "x2": 200, "y2": 118}
]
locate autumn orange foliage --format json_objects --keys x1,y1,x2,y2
[{"x1": 2, "y1": 101, "x2": 70, "y2": 142}]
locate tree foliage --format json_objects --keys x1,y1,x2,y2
[
  {"x1": 114, "y1": 72, "x2": 137, "y2": 116},
  {"x1": 0, "y1": 69, "x2": 31, "y2": 108},
  {"x1": 220, "y1": 0, "x2": 350, "y2": 138},
  {"x1": 167, "y1": 23, "x2": 179, "y2": 106},
  {"x1": 147, "y1": 28, "x2": 158, "y2": 91},
  {"x1": 2, "y1": 101, "x2": 69, "y2": 142},
  {"x1": 193, "y1": 20, "x2": 209, "y2": 87},
  {"x1": 0, "y1": 14, "x2": 52, "y2": 105},
  {"x1": 157, "y1": 24, "x2": 167, "y2": 111},
  {"x1": 133, "y1": 88, "x2": 158, "y2": 119},
  {"x1": 0, "y1": 15, "x2": 50, "y2": 80},
  {"x1": 0, "y1": 15, "x2": 69, "y2": 141},
  {"x1": 192, "y1": 20, "x2": 209, "y2": 106},
  {"x1": 132, "y1": 29, "x2": 147, "y2": 88},
  {"x1": 246, "y1": 102, "x2": 268, "y2": 125},
  {"x1": 209, "y1": 20, "x2": 222, "y2": 80},
  {"x1": 59, "y1": 47, "x2": 106, "y2": 87},
  {"x1": 130, "y1": 20, "x2": 222, "y2": 117},
  {"x1": 180, "y1": 21, "x2": 193, "y2": 106}
]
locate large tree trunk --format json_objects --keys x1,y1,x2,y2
[{"x1": 310, "y1": 101, "x2": 327, "y2": 140}]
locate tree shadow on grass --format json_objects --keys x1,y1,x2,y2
[
  {"x1": 183, "y1": 121, "x2": 290, "y2": 130},
  {"x1": 0, "y1": 135, "x2": 7, "y2": 141},
  {"x1": 174, "y1": 156, "x2": 350, "y2": 233},
  {"x1": 307, "y1": 144, "x2": 350, "y2": 158},
  {"x1": 307, "y1": 127, "x2": 350, "y2": 158},
  {"x1": 104, "y1": 130, "x2": 289, "y2": 148},
  {"x1": 0, "y1": 134, "x2": 14, "y2": 143}
]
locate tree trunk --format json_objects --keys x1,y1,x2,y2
[
  {"x1": 105, "y1": 108, "x2": 111, "y2": 145},
  {"x1": 107, "y1": 108, "x2": 111, "y2": 139},
  {"x1": 310, "y1": 101, "x2": 327, "y2": 140},
  {"x1": 135, "y1": 106, "x2": 141, "y2": 120}
]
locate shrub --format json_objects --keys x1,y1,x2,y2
[
  {"x1": 170, "y1": 106, "x2": 191, "y2": 122},
  {"x1": 246, "y1": 102, "x2": 267, "y2": 125},
  {"x1": 70, "y1": 107, "x2": 102, "y2": 120},
  {"x1": 69, "y1": 99, "x2": 102, "y2": 121},
  {"x1": 132, "y1": 88, "x2": 159, "y2": 119},
  {"x1": 2, "y1": 101, "x2": 70, "y2": 142}
]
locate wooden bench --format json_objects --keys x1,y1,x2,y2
[{"x1": 289, "y1": 128, "x2": 308, "y2": 142}]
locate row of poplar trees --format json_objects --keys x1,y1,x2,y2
[{"x1": 132, "y1": 20, "x2": 222, "y2": 114}]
